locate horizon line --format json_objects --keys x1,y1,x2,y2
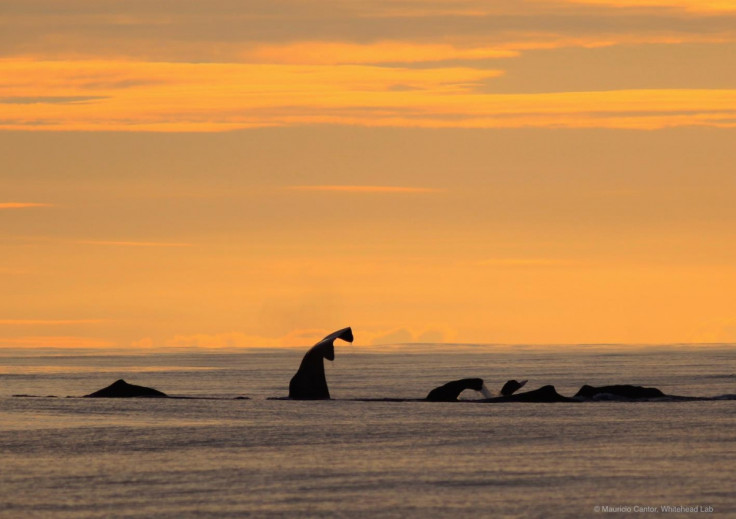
[{"x1": 0, "y1": 341, "x2": 732, "y2": 352}]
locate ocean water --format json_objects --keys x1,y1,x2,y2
[{"x1": 1, "y1": 345, "x2": 735, "y2": 518}]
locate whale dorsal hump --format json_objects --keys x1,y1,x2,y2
[{"x1": 84, "y1": 379, "x2": 168, "y2": 398}]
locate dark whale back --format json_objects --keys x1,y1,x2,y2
[
  {"x1": 575, "y1": 384, "x2": 665, "y2": 400},
  {"x1": 289, "y1": 327, "x2": 353, "y2": 400},
  {"x1": 426, "y1": 378, "x2": 484, "y2": 401},
  {"x1": 503, "y1": 385, "x2": 571, "y2": 402},
  {"x1": 84, "y1": 379, "x2": 167, "y2": 398},
  {"x1": 481, "y1": 385, "x2": 573, "y2": 403}
]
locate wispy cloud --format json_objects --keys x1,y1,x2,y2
[
  {"x1": 2, "y1": 58, "x2": 735, "y2": 131},
  {"x1": 165, "y1": 332, "x2": 272, "y2": 349},
  {"x1": 0, "y1": 336, "x2": 115, "y2": 348},
  {"x1": 0, "y1": 319, "x2": 108, "y2": 325},
  {"x1": 473, "y1": 258, "x2": 582, "y2": 268},
  {"x1": 161, "y1": 327, "x2": 456, "y2": 350},
  {"x1": 287, "y1": 185, "x2": 444, "y2": 194},
  {"x1": 552, "y1": 0, "x2": 736, "y2": 13},
  {"x1": 367, "y1": 327, "x2": 455, "y2": 346},
  {"x1": 0, "y1": 202, "x2": 54, "y2": 209},
  {"x1": 75, "y1": 240, "x2": 193, "y2": 247},
  {"x1": 2, "y1": 236, "x2": 192, "y2": 248},
  {"x1": 2, "y1": 1, "x2": 736, "y2": 132},
  {"x1": 0, "y1": 96, "x2": 107, "y2": 105},
  {"x1": 164, "y1": 328, "x2": 359, "y2": 349},
  {"x1": 247, "y1": 41, "x2": 517, "y2": 65},
  {"x1": 2, "y1": 0, "x2": 736, "y2": 66}
]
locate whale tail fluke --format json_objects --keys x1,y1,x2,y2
[
  {"x1": 316, "y1": 327, "x2": 353, "y2": 348},
  {"x1": 288, "y1": 326, "x2": 353, "y2": 400},
  {"x1": 500, "y1": 379, "x2": 528, "y2": 396}
]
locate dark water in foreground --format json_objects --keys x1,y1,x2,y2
[{"x1": 1, "y1": 346, "x2": 735, "y2": 518}]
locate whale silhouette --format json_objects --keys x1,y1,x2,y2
[
  {"x1": 574, "y1": 384, "x2": 665, "y2": 400},
  {"x1": 84, "y1": 379, "x2": 168, "y2": 398},
  {"x1": 288, "y1": 327, "x2": 353, "y2": 400},
  {"x1": 483, "y1": 384, "x2": 575, "y2": 403},
  {"x1": 500, "y1": 379, "x2": 528, "y2": 396},
  {"x1": 426, "y1": 378, "x2": 485, "y2": 401}
]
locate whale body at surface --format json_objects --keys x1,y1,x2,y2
[
  {"x1": 574, "y1": 384, "x2": 665, "y2": 400},
  {"x1": 426, "y1": 378, "x2": 485, "y2": 401},
  {"x1": 481, "y1": 384, "x2": 574, "y2": 403},
  {"x1": 289, "y1": 327, "x2": 353, "y2": 400},
  {"x1": 501, "y1": 384, "x2": 572, "y2": 402},
  {"x1": 84, "y1": 379, "x2": 168, "y2": 398}
]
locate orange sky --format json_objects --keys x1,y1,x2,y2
[{"x1": 2, "y1": 0, "x2": 735, "y2": 349}]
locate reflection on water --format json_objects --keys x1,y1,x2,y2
[
  {"x1": 0, "y1": 346, "x2": 734, "y2": 518},
  {"x1": 0, "y1": 365, "x2": 218, "y2": 375}
]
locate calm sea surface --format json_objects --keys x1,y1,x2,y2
[{"x1": 1, "y1": 345, "x2": 734, "y2": 518}]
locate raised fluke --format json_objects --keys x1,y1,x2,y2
[
  {"x1": 288, "y1": 327, "x2": 353, "y2": 400},
  {"x1": 500, "y1": 379, "x2": 527, "y2": 396},
  {"x1": 84, "y1": 379, "x2": 168, "y2": 398},
  {"x1": 426, "y1": 378, "x2": 485, "y2": 402}
]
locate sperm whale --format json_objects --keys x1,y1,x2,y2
[
  {"x1": 426, "y1": 378, "x2": 485, "y2": 401},
  {"x1": 84, "y1": 379, "x2": 168, "y2": 398},
  {"x1": 288, "y1": 327, "x2": 353, "y2": 400}
]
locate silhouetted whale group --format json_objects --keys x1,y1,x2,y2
[
  {"x1": 423, "y1": 378, "x2": 675, "y2": 402},
  {"x1": 19, "y1": 327, "x2": 734, "y2": 402}
]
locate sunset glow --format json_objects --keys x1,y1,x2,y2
[
  {"x1": 3, "y1": 59, "x2": 736, "y2": 131},
  {"x1": 2, "y1": 0, "x2": 735, "y2": 349},
  {"x1": 0, "y1": 203, "x2": 54, "y2": 209}
]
